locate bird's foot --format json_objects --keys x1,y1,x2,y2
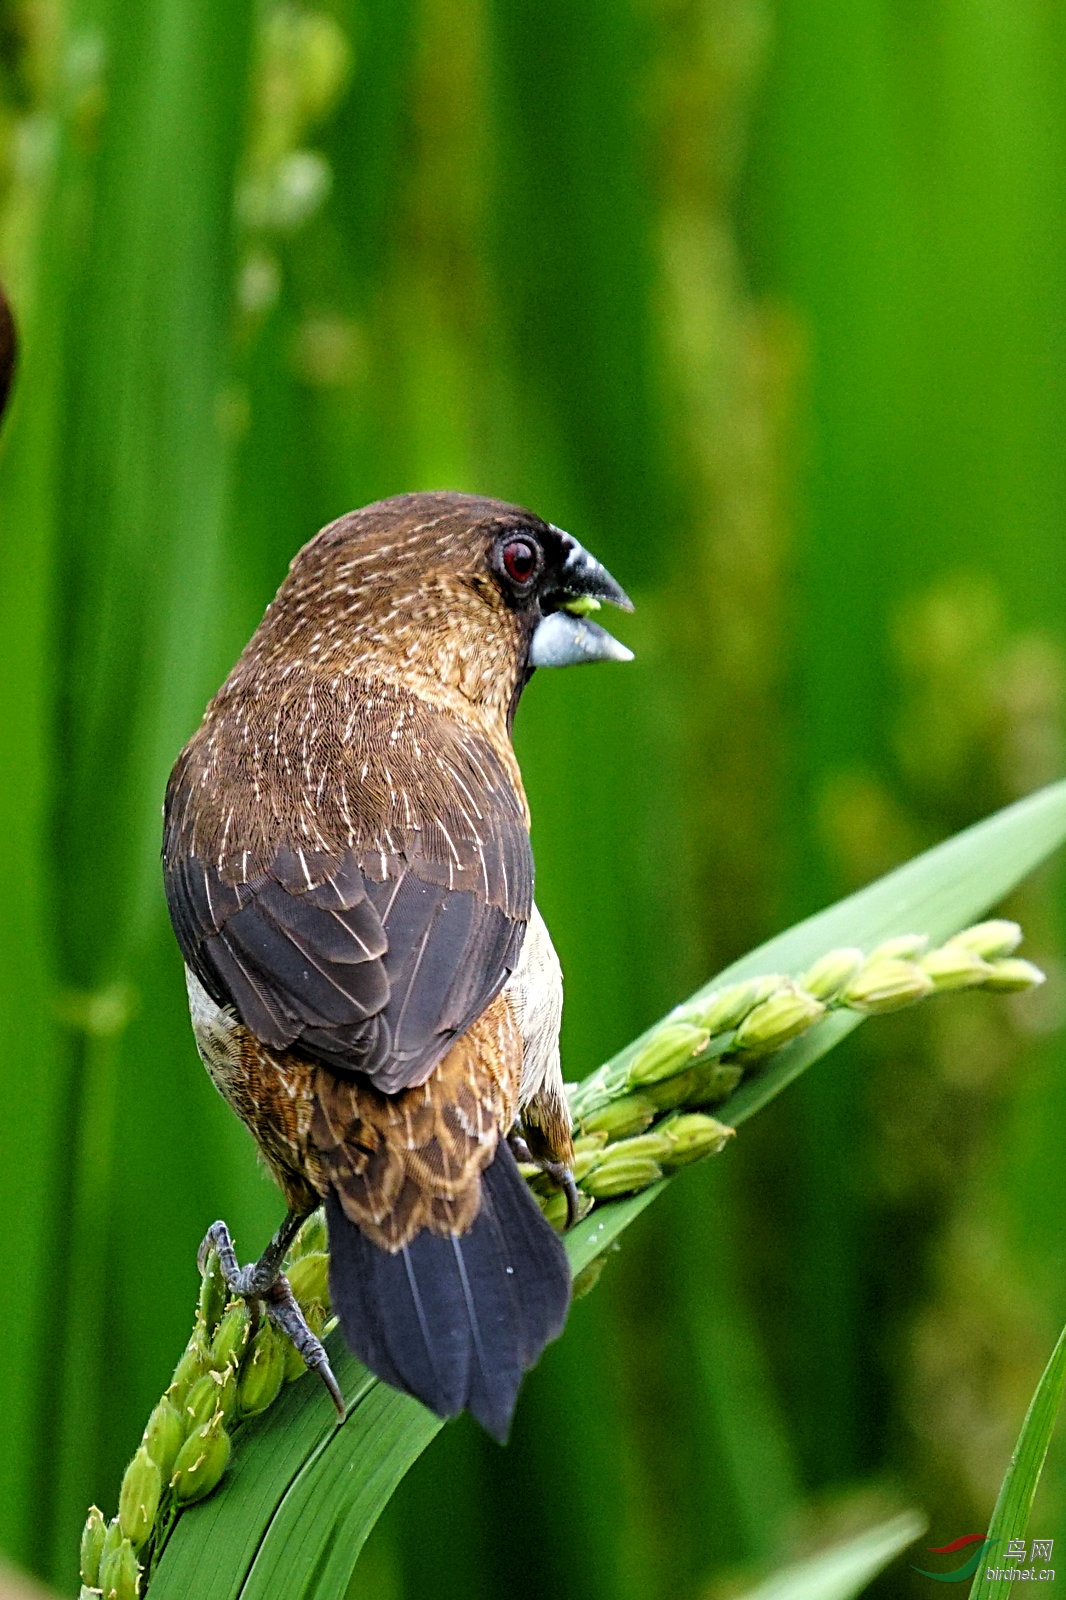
[
  {"x1": 198, "y1": 1217, "x2": 346, "y2": 1422},
  {"x1": 507, "y1": 1134, "x2": 581, "y2": 1230},
  {"x1": 540, "y1": 1160, "x2": 581, "y2": 1230}
]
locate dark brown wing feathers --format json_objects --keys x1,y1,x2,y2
[{"x1": 163, "y1": 677, "x2": 532, "y2": 1093}]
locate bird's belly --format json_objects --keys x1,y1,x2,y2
[
  {"x1": 503, "y1": 903, "x2": 563, "y2": 1108},
  {"x1": 503, "y1": 905, "x2": 572, "y2": 1165}
]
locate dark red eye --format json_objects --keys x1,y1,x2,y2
[{"x1": 502, "y1": 538, "x2": 537, "y2": 585}]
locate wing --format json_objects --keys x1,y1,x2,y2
[{"x1": 163, "y1": 691, "x2": 532, "y2": 1094}]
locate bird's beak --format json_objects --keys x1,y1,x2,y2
[{"x1": 530, "y1": 531, "x2": 634, "y2": 668}]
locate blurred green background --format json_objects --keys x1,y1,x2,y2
[{"x1": 2, "y1": 0, "x2": 1065, "y2": 1594}]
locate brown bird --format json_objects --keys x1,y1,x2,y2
[
  {"x1": 163, "y1": 491, "x2": 632, "y2": 1439},
  {"x1": 0, "y1": 278, "x2": 16, "y2": 424}
]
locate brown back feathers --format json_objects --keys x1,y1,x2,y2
[{"x1": 311, "y1": 991, "x2": 521, "y2": 1249}]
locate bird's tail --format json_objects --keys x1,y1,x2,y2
[{"x1": 326, "y1": 1138, "x2": 571, "y2": 1442}]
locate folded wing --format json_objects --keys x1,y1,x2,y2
[{"x1": 163, "y1": 693, "x2": 532, "y2": 1093}]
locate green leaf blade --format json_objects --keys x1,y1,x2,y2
[
  {"x1": 241, "y1": 1383, "x2": 441, "y2": 1600},
  {"x1": 969, "y1": 1321, "x2": 1066, "y2": 1600},
  {"x1": 693, "y1": 777, "x2": 1066, "y2": 1126},
  {"x1": 738, "y1": 1511, "x2": 927, "y2": 1600}
]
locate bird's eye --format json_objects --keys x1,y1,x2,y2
[{"x1": 502, "y1": 538, "x2": 538, "y2": 586}]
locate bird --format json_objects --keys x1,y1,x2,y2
[
  {"x1": 162, "y1": 490, "x2": 633, "y2": 1441},
  {"x1": 0, "y1": 278, "x2": 16, "y2": 424}
]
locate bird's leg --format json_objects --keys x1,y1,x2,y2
[
  {"x1": 508, "y1": 1132, "x2": 581, "y2": 1231},
  {"x1": 199, "y1": 1210, "x2": 304, "y2": 1297},
  {"x1": 198, "y1": 1214, "x2": 346, "y2": 1422},
  {"x1": 540, "y1": 1160, "x2": 581, "y2": 1230}
]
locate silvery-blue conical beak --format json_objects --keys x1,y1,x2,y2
[{"x1": 530, "y1": 529, "x2": 634, "y2": 668}]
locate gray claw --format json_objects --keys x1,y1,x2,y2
[{"x1": 197, "y1": 1213, "x2": 344, "y2": 1420}]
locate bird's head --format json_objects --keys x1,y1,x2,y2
[{"x1": 241, "y1": 491, "x2": 633, "y2": 741}]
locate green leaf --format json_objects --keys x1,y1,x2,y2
[
  {"x1": 737, "y1": 1511, "x2": 927, "y2": 1600},
  {"x1": 148, "y1": 779, "x2": 1066, "y2": 1599},
  {"x1": 968, "y1": 1320, "x2": 1066, "y2": 1600},
  {"x1": 35, "y1": 0, "x2": 257, "y2": 1573},
  {"x1": 604, "y1": 776, "x2": 1066, "y2": 1129}
]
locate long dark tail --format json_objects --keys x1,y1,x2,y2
[{"x1": 326, "y1": 1140, "x2": 571, "y2": 1442}]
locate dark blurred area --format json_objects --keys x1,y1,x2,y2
[{"x1": 0, "y1": 0, "x2": 1064, "y2": 1595}]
